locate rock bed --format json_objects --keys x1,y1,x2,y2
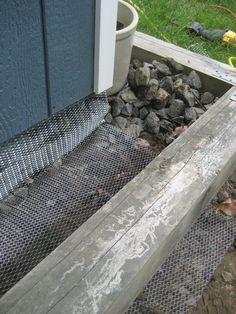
[{"x1": 106, "y1": 57, "x2": 218, "y2": 149}]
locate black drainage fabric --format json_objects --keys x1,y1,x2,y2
[
  {"x1": 127, "y1": 210, "x2": 236, "y2": 314},
  {"x1": 0, "y1": 124, "x2": 156, "y2": 297}
]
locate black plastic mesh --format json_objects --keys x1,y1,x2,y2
[
  {"x1": 0, "y1": 92, "x2": 109, "y2": 200},
  {"x1": 127, "y1": 210, "x2": 236, "y2": 314},
  {"x1": 0, "y1": 123, "x2": 156, "y2": 298}
]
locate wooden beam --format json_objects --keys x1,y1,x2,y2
[
  {"x1": 1, "y1": 86, "x2": 236, "y2": 314},
  {"x1": 1, "y1": 33, "x2": 236, "y2": 314}
]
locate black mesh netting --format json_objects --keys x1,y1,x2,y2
[
  {"x1": 0, "y1": 123, "x2": 156, "y2": 297},
  {"x1": 127, "y1": 209, "x2": 236, "y2": 314}
]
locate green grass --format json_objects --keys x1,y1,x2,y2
[{"x1": 129, "y1": 0, "x2": 236, "y2": 64}]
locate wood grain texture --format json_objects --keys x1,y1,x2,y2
[
  {"x1": 1, "y1": 35, "x2": 236, "y2": 314},
  {"x1": 0, "y1": 0, "x2": 48, "y2": 143},
  {"x1": 42, "y1": 0, "x2": 95, "y2": 114},
  {"x1": 1, "y1": 85, "x2": 236, "y2": 314}
]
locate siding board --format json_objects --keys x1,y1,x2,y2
[
  {"x1": 0, "y1": 0, "x2": 48, "y2": 143},
  {"x1": 42, "y1": 0, "x2": 95, "y2": 114}
]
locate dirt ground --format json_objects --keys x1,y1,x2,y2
[{"x1": 192, "y1": 243, "x2": 236, "y2": 314}]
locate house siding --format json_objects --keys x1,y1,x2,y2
[{"x1": 0, "y1": 0, "x2": 95, "y2": 144}]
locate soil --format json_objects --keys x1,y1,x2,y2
[{"x1": 139, "y1": 132, "x2": 167, "y2": 154}]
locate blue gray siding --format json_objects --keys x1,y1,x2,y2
[
  {"x1": 43, "y1": 0, "x2": 95, "y2": 113},
  {"x1": 0, "y1": 0, "x2": 49, "y2": 143},
  {"x1": 0, "y1": 0, "x2": 95, "y2": 143}
]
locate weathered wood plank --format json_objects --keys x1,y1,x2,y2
[
  {"x1": 1, "y1": 32, "x2": 236, "y2": 313},
  {"x1": 1, "y1": 84, "x2": 236, "y2": 314},
  {"x1": 133, "y1": 31, "x2": 235, "y2": 96},
  {"x1": 0, "y1": 0, "x2": 48, "y2": 143},
  {"x1": 42, "y1": 0, "x2": 95, "y2": 114}
]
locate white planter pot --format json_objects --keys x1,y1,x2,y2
[{"x1": 107, "y1": 0, "x2": 139, "y2": 96}]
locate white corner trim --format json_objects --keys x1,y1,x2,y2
[{"x1": 94, "y1": 0, "x2": 118, "y2": 94}]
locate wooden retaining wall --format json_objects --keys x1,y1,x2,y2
[{"x1": 1, "y1": 32, "x2": 236, "y2": 314}]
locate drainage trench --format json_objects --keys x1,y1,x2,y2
[
  {"x1": 0, "y1": 123, "x2": 156, "y2": 298},
  {"x1": 0, "y1": 93, "x2": 236, "y2": 313}
]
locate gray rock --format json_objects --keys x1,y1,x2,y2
[
  {"x1": 173, "y1": 73, "x2": 188, "y2": 82},
  {"x1": 105, "y1": 113, "x2": 113, "y2": 124},
  {"x1": 121, "y1": 103, "x2": 133, "y2": 117},
  {"x1": 150, "y1": 68, "x2": 158, "y2": 80},
  {"x1": 133, "y1": 100, "x2": 149, "y2": 109},
  {"x1": 193, "y1": 107, "x2": 205, "y2": 117},
  {"x1": 127, "y1": 66, "x2": 136, "y2": 90},
  {"x1": 181, "y1": 74, "x2": 188, "y2": 83},
  {"x1": 144, "y1": 112, "x2": 161, "y2": 135},
  {"x1": 111, "y1": 98, "x2": 125, "y2": 117},
  {"x1": 168, "y1": 99, "x2": 186, "y2": 117},
  {"x1": 152, "y1": 60, "x2": 172, "y2": 76},
  {"x1": 172, "y1": 73, "x2": 183, "y2": 80},
  {"x1": 135, "y1": 66, "x2": 150, "y2": 86},
  {"x1": 124, "y1": 124, "x2": 143, "y2": 138},
  {"x1": 25, "y1": 177, "x2": 34, "y2": 184},
  {"x1": 187, "y1": 70, "x2": 202, "y2": 90},
  {"x1": 132, "y1": 59, "x2": 143, "y2": 69},
  {"x1": 145, "y1": 79, "x2": 159, "y2": 100},
  {"x1": 53, "y1": 159, "x2": 63, "y2": 168},
  {"x1": 120, "y1": 87, "x2": 137, "y2": 103},
  {"x1": 143, "y1": 62, "x2": 154, "y2": 69},
  {"x1": 173, "y1": 78, "x2": 183, "y2": 90},
  {"x1": 132, "y1": 106, "x2": 139, "y2": 117},
  {"x1": 135, "y1": 138, "x2": 150, "y2": 148},
  {"x1": 152, "y1": 88, "x2": 171, "y2": 109},
  {"x1": 112, "y1": 116, "x2": 127, "y2": 130},
  {"x1": 139, "y1": 107, "x2": 149, "y2": 120},
  {"x1": 184, "y1": 107, "x2": 197, "y2": 122},
  {"x1": 130, "y1": 117, "x2": 144, "y2": 129},
  {"x1": 13, "y1": 187, "x2": 29, "y2": 198},
  {"x1": 5, "y1": 194, "x2": 17, "y2": 203},
  {"x1": 160, "y1": 119, "x2": 174, "y2": 133},
  {"x1": 149, "y1": 78, "x2": 159, "y2": 87},
  {"x1": 201, "y1": 91, "x2": 215, "y2": 105},
  {"x1": 160, "y1": 76, "x2": 174, "y2": 94},
  {"x1": 175, "y1": 84, "x2": 195, "y2": 107},
  {"x1": 163, "y1": 57, "x2": 184, "y2": 74},
  {"x1": 136, "y1": 86, "x2": 148, "y2": 100},
  {"x1": 155, "y1": 108, "x2": 170, "y2": 120}
]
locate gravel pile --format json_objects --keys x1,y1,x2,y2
[{"x1": 106, "y1": 58, "x2": 218, "y2": 147}]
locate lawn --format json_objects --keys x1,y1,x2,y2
[{"x1": 128, "y1": 0, "x2": 236, "y2": 64}]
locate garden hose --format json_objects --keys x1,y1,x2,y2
[
  {"x1": 128, "y1": 1, "x2": 236, "y2": 68},
  {"x1": 229, "y1": 57, "x2": 236, "y2": 67}
]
